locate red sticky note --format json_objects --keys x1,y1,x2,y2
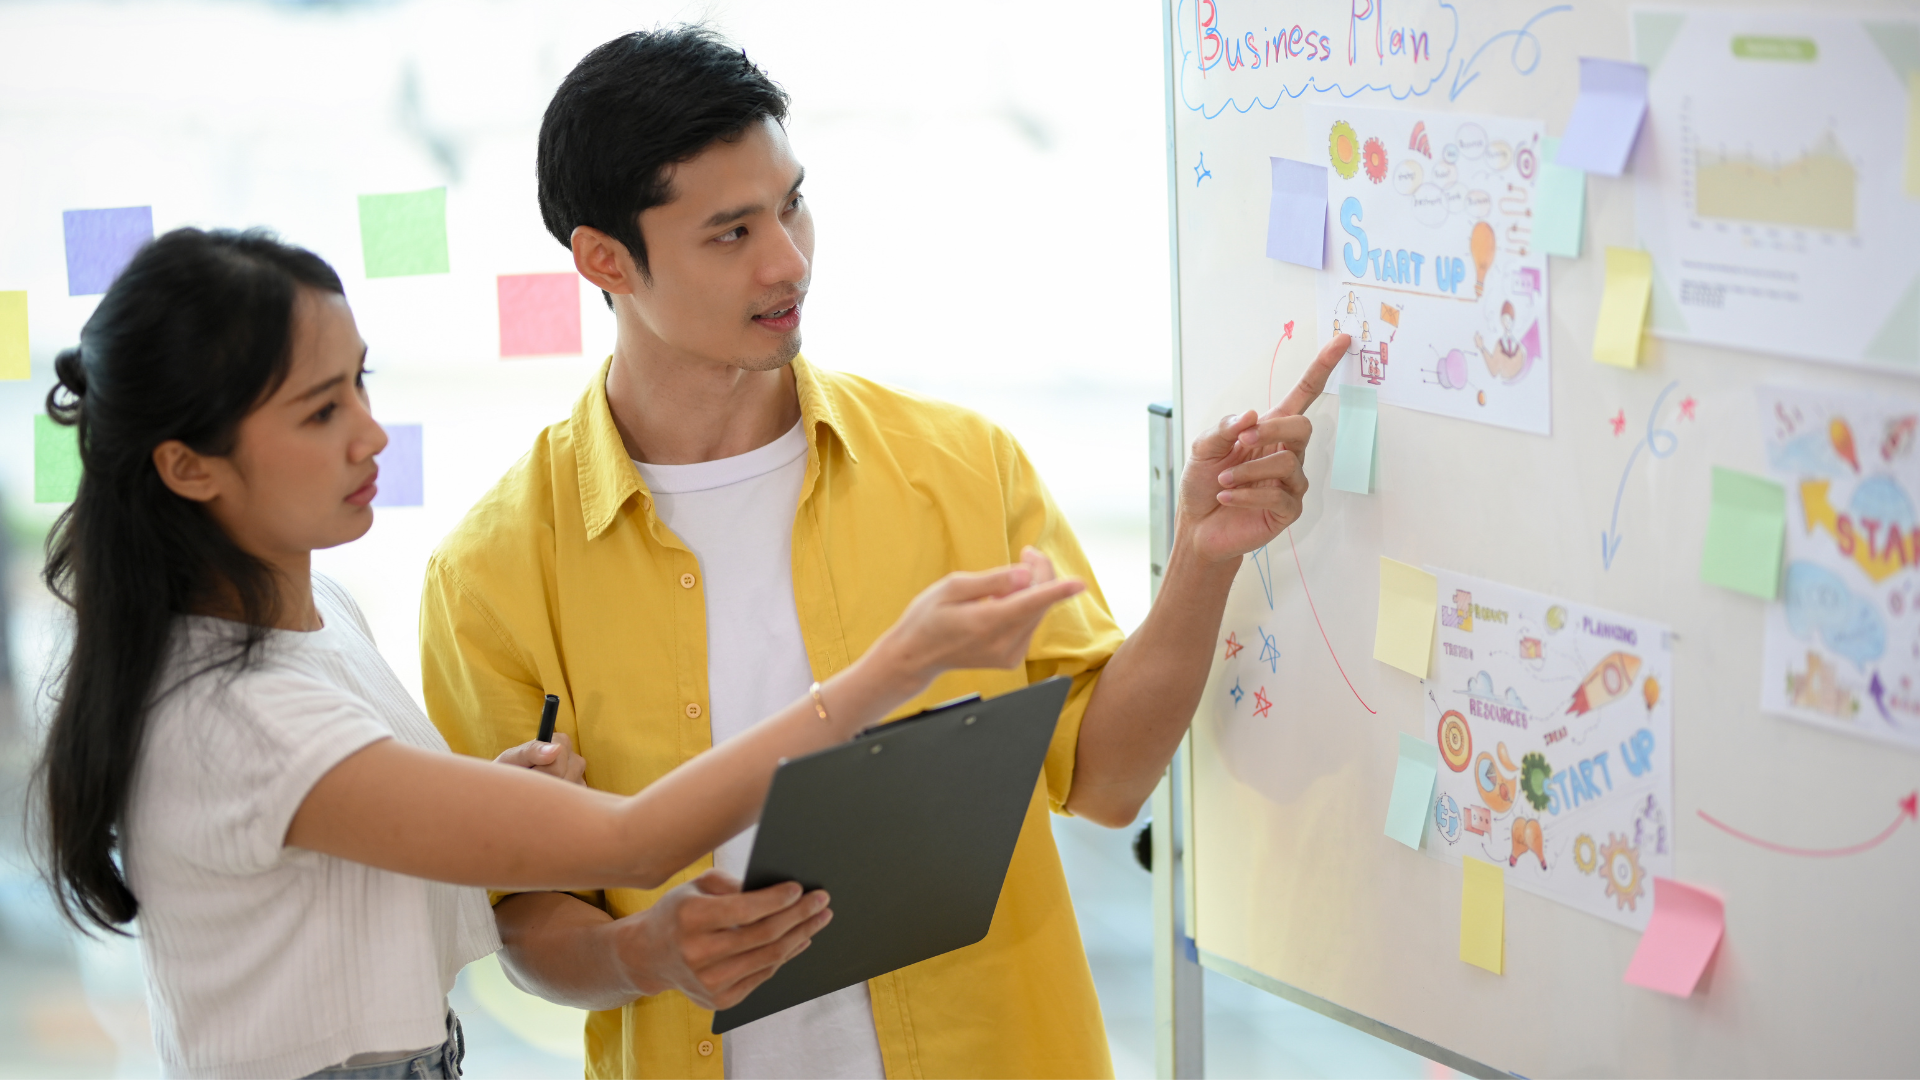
[
  {"x1": 1623, "y1": 877, "x2": 1724, "y2": 997},
  {"x1": 498, "y1": 273, "x2": 581, "y2": 357}
]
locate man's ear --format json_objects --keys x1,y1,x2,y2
[
  {"x1": 571, "y1": 226, "x2": 644, "y2": 297},
  {"x1": 153, "y1": 440, "x2": 221, "y2": 503}
]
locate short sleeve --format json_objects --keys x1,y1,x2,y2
[
  {"x1": 997, "y1": 430, "x2": 1127, "y2": 814},
  {"x1": 154, "y1": 666, "x2": 391, "y2": 875}
]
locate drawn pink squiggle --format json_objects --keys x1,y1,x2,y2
[{"x1": 1697, "y1": 793, "x2": 1916, "y2": 858}]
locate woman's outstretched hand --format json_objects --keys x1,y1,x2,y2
[{"x1": 866, "y1": 547, "x2": 1085, "y2": 701}]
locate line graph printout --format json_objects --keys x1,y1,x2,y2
[
  {"x1": 1633, "y1": 9, "x2": 1920, "y2": 373},
  {"x1": 1759, "y1": 386, "x2": 1920, "y2": 752},
  {"x1": 1306, "y1": 105, "x2": 1551, "y2": 434},
  {"x1": 1422, "y1": 570, "x2": 1674, "y2": 931}
]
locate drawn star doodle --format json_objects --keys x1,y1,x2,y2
[
  {"x1": 1609, "y1": 409, "x2": 1627, "y2": 436},
  {"x1": 1223, "y1": 631, "x2": 1244, "y2": 660},
  {"x1": 1252, "y1": 687, "x2": 1274, "y2": 718},
  {"x1": 1257, "y1": 627, "x2": 1280, "y2": 673},
  {"x1": 1229, "y1": 678, "x2": 1245, "y2": 706},
  {"x1": 1193, "y1": 152, "x2": 1212, "y2": 186}
]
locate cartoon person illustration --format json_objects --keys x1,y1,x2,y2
[{"x1": 1475, "y1": 301, "x2": 1528, "y2": 382}]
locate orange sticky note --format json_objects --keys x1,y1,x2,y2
[
  {"x1": 1623, "y1": 877, "x2": 1724, "y2": 997},
  {"x1": 1460, "y1": 856, "x2": 1504, "y2": 974}
]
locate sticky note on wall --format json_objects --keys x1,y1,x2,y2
[
  {"x1": 1555, "y1": 58, "x2": 1649, "y2": 177},
  {"x1": 1266, "y1": 157, "x2": 1328, "y2": 269},
  {"x1": 1384, "y1": 733, "x2": 1439, "y2": 849},
  {"x1": 0, "y1": 292, "x2": 27, "y2": 381},
  {"x1": 1623, "y1": 878, "x2": 1724, "y2": 997},
  {"x1": 1700, "y1": 466, "x2": 1785, "y2": 599},
  {"x1": 1535, "y1": 137, "x2": 1586, "y2": 259},
  {"x1": 1330, "y1": 384, "x2": 1378, "y2": 494},
  {"x1": 373, "y1": 423, "x2": 423, "y2": 507},
  {"x1": 1374, "y1": 557, "x2": 1437, "y2": 678},
  {"x1": 35, "y1": 414, "x2": 81, "y2": 504},
  {"x1": 63, "y1": 206, "x2": 154, "y2": 296},
  {"x1": 358, "y1": 188, "x2": 449, "y2": 278},
  {"x1": 1593, "y1": 248, "x2": 1653, "y2": 367},
  {"x1": 1460, "y1": 856, "x2": 1504, "y2": 974},
  {"x1": 498, "y1": 273, "x2": 583, "y2": 357}
]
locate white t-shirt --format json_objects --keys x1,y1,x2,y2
[
  {"x1": 635, "y1": 420, "x2": 886, "y2": 1080},
  {"x1": 122, "y1": 576, "x2": 500, "y2": 1079}
]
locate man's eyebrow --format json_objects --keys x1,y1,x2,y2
[
  {"x1": 699, "y1": 168, "x2": 807, "y2": 230},
  {"x1": 292, "y1": 347, "x2": 368, "y2": 402}
]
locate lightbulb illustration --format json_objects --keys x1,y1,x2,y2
[{"x1": 1469, "y1": 221, "x2": 1495, "y2": 299}]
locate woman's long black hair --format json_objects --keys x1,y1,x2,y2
[{"x1": 33, "y1": 228, "x2": 345, "y2": 933}]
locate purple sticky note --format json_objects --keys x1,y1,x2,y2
[
  {"x1": 63, "y1": 207, "x2": 154, "y2": 296},
  {"x1": 1266, "y1": 157, "x2": 1328, "y2": 269},
  {"x1": 373, "y1": 423, "x2": 423, "y2": 507},
  {"x1": 1554, "y1": 58, "x2": 1649, "y2": 177}
]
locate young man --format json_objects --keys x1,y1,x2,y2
[{"x1": 421, "y1": 27, "x2": 1344, "y2": 1080}]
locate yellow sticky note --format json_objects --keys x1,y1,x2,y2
[
  {"x1": 0, "y1": 292, "x2": 25, "y2": 381},
  {"x1": 1461, "y1": 856, "x2": 1504, "y2": 974},
  {"x1": 1593, "y1": 247, "x2": 1653, "y2": 368},
  {"x1": 1907, "y1": 73, "x2": 1920, "y2": 199},
  {"x1": 1373, "y1": 557, "x2": 1437, "y2": 678}
]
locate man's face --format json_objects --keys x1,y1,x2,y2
[{"x1": 631, "y1": 117, "x2": 813, "y2": 371}]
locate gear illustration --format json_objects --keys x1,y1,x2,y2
[
  {"x1": 1519, "y1": 751, "x2": 1553, "y2": 812},
  {"x1": 1599, "y1": 833, "x2": 1645, "y2": 911},
  {"x1": 1362, "y1": 137, "x2": 1389, "y2": 184},
  {"x1": 1573, "y1": 833, "x2": 1598, "y2": 874},
  {"x1": 1329, "y1": 121, "x2": 1360, "y2": 180}
]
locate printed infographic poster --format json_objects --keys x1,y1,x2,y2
[
  {"x1": 1632, "y1": 10, "x2": 1920, "y2": 371},
  {"x1": 1305, "y1": 105, "x2": 1551, "y2": 435},
  {"x1": 1423, "y1": 570, "x2": 1675, "y2": 931},
  {"x1": 1759, "y1": 387, "x2": 1920, "y2": 751}
]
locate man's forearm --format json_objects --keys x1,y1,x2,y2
[
  {"x1": 494, "y1": 891, "x2": 640, "y2": 1012},
  {"x1": 1066, "y1": 531, "x2": 1239, "y2": 827}
]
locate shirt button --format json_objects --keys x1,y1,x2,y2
[
  {"x1": 686, "y1": 702, "x2": 703, "y2": 719},
  {"x1": 680, "y1": 572, "x2": 697, "y2": 589},
  {"x1": 697, "y1": 1039, "x2": 714, "y2": 1057}
]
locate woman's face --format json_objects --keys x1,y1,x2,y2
[{"x1": 199, "y1": 289, "x2": 387, "y2": 563}]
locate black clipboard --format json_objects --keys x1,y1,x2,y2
[{"x1": 710, "y1": 676, "x2": 1072, "y2": 1033}]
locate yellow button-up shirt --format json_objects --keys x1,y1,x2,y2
[{"x1": 420, "y1": 357, "x2": 1123, "y2": 1079}]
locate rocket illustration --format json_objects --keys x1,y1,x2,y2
[{"x1": 1567, "y1": 651, "x2": 1642, "y2": 716}]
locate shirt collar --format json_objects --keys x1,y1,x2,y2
[{"x1": 572, "y1": 354, "x2": 858, "y2": 541}]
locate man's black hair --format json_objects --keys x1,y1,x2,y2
[{"x1": 537, "y1": 26, "x2": 790, "y2": 300}]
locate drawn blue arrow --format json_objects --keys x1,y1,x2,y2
[
  {"x1": 1602, "y1": 381, "x2": 1681, "y2": 570},
  {"x1": 1448, "y1": 5, "x2": 1573, "y2": 101}
]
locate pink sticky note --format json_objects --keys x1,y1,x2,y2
[
  {"x1": 498, "y1": 273, "x2": 582, "y2": 357},
  {"x1": 1623, "y1": 877, "x2": 1724, "y2": 997}
]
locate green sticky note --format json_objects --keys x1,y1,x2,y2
[
  {"x1": 1537, "y1": 137, "x2": 1586, "y2": 259},
  {"x1": 1384, "y1": 732, "x2": 1439, "y2": 849},
  {"x1": 358, "y1": 188, "x2": 449, "y2": 278},
  {"x1": 1594, "y1": 247, "x2": 1653, "y2": 367},
  {"x1": 1374, "y1": 556, "x2": 1438, "y2": 678},
  {"x1": 1461, "y1": 857, "x2": 1505, "y2": 974},
  {"x1": 0, "y1": 291, "x2": 26, "y2": 381},
  {"x1": 35, "y1": 414, "x2": 81, "y2": 503},
  {"x1": 1700, "y1": 466, "x2": 1785, "y2": 599},
  {"x1": 1331, "y1": 384, "x2": 1378, "y2": 494}
]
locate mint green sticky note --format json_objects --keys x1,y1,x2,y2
[
  {"x1": 358, "y1": 188, "x2": 449, "y2": 278},
  {"x1": 34, "y1": 414, "x2": 81, "y2": 503},
  {"x1": 1538, "y1": 137, "x2": 1586, "y2": 259},
  {"x1": 1331, "y1": 384, "x2": 1378, "y2": 494},
  {"x1": 1385, "y1": 732, "x2": 1439, "y2": 849},
  {"x1": 1700, "y1": 466, "x2": 1785, "y2": 599}
]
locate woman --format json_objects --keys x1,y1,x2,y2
[{"x1": 32, "y1": 228, "x2": 1082, "y2": 1079}]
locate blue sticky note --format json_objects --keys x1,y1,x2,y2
[
  {"x1": 1554, "y1": 58, "x2": 1649, "y2": 177},
  {"x1": 373, "y1": 423, "x2": 423, "y2": 507},
  {"x1": 63, "y1": 207, "x2": 154, "y2": 296},
  {"x1": 1330, "y1": 384, "x2": 1378, "y2": 494},
  {"x1": 1266, "y1": 157, "x2": 1328, "y2": 269},
  {"x1": 1385, "y1": 732, "x2": 1440, "y2": 850},
  {"x1": 1536, "y1": 137, "x2": 1586, "y2": 259}
]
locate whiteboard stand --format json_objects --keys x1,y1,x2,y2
[{"x1": 1148, "y1": 403, "x2": 1204, "y2": 1079}]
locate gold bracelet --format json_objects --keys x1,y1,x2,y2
[{"x1": 808, "y1": 681, "x2": 830, "y2": 723}]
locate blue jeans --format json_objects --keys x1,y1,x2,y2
[{"x1": 303, "y1": 1011, "x2": 465, "y2": 1079}]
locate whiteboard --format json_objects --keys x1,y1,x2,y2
[{"x1": 1166, "y1": 0, "x2": 1920, "y2": 1075}]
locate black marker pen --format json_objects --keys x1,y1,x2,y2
[{"x1": 537, "y1": 693, "x2": 559, "y2": 744}]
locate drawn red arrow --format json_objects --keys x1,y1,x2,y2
[{"x1": 1698, "y1": 792, "x2": 1918, "y2": 858}]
